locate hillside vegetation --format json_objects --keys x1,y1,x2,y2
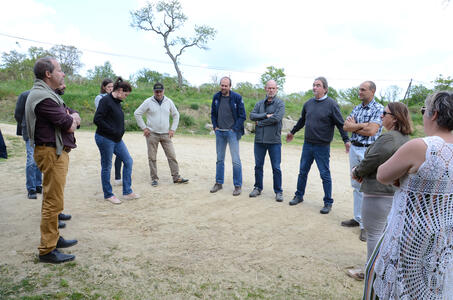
[{"x1": 0, "y1": 78, "x2": 428, "y2": 146}]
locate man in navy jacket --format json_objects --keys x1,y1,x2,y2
[{"x1": 210, "y1": 77, "x2": 246, "y2": 196}]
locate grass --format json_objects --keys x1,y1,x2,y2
[
  {"x1": 0, "y1": 79, "x2": 425, "y2": 149},
  {"x1": 0, "y1": 135, "x2": 25, "y2": 161},
  {"x1": 0, "y1": 258, "x2": 358, "y2": 300}
]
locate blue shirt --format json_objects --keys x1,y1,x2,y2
[{"x1": 349, "y1": 99, "x2": 384, "y2": 145}]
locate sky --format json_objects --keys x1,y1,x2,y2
[{"x1": 1, "y1": 0, "x2": 453, "y2": 97}]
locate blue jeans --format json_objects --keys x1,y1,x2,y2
[
  {"x1": 95, "y1": 134, "x2": 133, "y2": 198},
  {"x1": 25, "y1": 139, "x2": 42, "y2": 192},
  {"x1": 114, "y1": 155, "x2": 122, "y2": 180},
  {"x1": 215, "y1": 130, "x2": 242, "y2": 187},
  {"x1": 295, "y1": 143, "x2": 332, "y2": 204},
  {"x1": 254, "y1": 143, "x2": 282, "y2": 194}
]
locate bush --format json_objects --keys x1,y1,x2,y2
[
  {"x1": 190, "y1": 103, "x2": 199, "y2": 110},
  {"x1": 179, "y1": 113, "x2": 195, "y2": 127}
]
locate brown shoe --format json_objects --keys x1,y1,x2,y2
[
  {"x1": 210, "y1": 183, "x2": 222, "y2": 193},
  {"x1": 341, "y1": 219, "x2": 360, "y2": 227},
  {"x1": 233, "y1": 186, "x2": 241, "y2": 196},
  {"x1": 359, "y1": 229, "x2": 367, "y2": 242}
]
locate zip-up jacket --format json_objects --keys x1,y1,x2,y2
[
  {"x1": 250, "y1": 96, "x2": 285, "y2": 144},
  {"x1": 134, "y1": 96, "x2": 179, "y2": 134},
  {"x1": 211, "y1": 90, "x2": 246, "y2": 139},
  {"x1": 94, "y1": 93, "x2": 125, "y2": 143}
]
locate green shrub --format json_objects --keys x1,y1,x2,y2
[{"x1": 179, "y1": 113, "x2": 195, "y2": 127}]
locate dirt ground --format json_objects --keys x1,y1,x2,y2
[{"x1": 0, "y1": 123, "x2": 365, "y2": 299}]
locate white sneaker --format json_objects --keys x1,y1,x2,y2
[
  {"x1": 123, "y1": 192, "x2": 140, "y2": 200},
  {"x1": 106, "y1": 195, "x2": 122, "y2": 205},
  {"x1": 114, "y1": 179, "x2": 122, "y2": 186}
]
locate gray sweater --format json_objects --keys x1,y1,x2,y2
[
  {"x1": 291, "y1": 97, "x2": 349, "y2": 145},
  {"x1": 250, "y1": 96, "x2": 285, "y2": 144},
  {"x1": 353, "y1": 130, "x2": 409, "y2": 195}
]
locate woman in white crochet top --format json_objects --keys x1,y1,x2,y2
[{"x1": 363, "y1": 91, "x2": 453, "y2": 300}]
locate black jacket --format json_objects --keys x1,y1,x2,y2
[
  {"x1": 94, "y1": 93, "x2": 125, "y2": 143},
  {"x1": 14, "y1": 90, "x2": 30, "y2": 139}
]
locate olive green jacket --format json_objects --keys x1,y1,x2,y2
[{"x1": 353, "y1": 130, "x2": 409, "y2": 195}]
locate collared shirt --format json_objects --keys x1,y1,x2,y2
[
  {"x1": 349, "y1": 99, "x2": 384, "y2": 145},
  {"x1": 315, "y1": 94, "x2": 328, "y2": 101}
]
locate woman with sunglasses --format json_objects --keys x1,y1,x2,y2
[
  {"x1": 364, "y1": 92, "x2": 453, "y2": 299},
  {"x1": 348, "y1": 102, "x2": 412, "y2": 281}
]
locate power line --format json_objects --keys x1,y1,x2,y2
[
  {"x1": 0, "y1": 32, "x2": 260, "y2": 75},
  {"x1": 0, "y1": 31, "x2": 417, "y2": 83}
]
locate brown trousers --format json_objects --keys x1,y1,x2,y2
[
  {"x1": 34, "y1": 146, "x2": 69, "y2": 255},
  {"x1": 146, "y1": 132, "x2": 179, "y2": 181}
]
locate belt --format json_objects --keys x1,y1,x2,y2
[
  {"x1": 36, "y1": 143, "x2": 71, "y2": 153},
  {"x1": 351, "y1": 141, "x2": 370, "y2": 148}
]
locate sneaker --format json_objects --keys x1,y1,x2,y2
[
  {"x1": 359, "y1": 229, "x2": 367, "y2": 242},
  {"x1": 341, "y1": 219, "x2": 360, "y2": 227},
  {"x1": 106, "y1": 195, "x2": 122, "y2": 204},
  {"x1": 151, "y1": 180, "x2": 158, "y2": 187},
  {"x1": 123, "y1": 192, "x2": 140, "y2": 200},
  {"x1": 289, "y1": 196, "x2": 303, "y2": 206},
  {"x1": 320, "y1": 204, "x2": 332, "y2": 214},
  {"x1": 114, "y1": 179, "x2": 122, "y2": 186},
  {"x1": 58, "y1": 213, "x2": 72, "y2": 221},
  {"x1": 210, "y1": 183, "x2": 222, "y2": 193},
  {"x1": 346, "y1": 268, "x2": 364, "y2": 281},
  {"x1": 28, "y1": 190, "x2": 37, "y2": 200},
  {"x1": 275, "y1": 192, "x2": 283, "y2": 202},
  {"x1": 233, "y1": 186, "x2": 241, "y2": 196},
  {"x1": 249, "y1": 188, "x2": 261, "y2": 197},
  {"x1": 36, "y1": 186, "x2": 42, "y2": 194},
  {"x1": 173, "y1": 176, "x2": 189, "y2": 184}
]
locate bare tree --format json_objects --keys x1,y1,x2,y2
[
  {"x1": 49, "y1": 45, "x2": 83, "y2": 77},
  {"x1": 130, "y1": 0, "x2": 216, "y2": 88}
]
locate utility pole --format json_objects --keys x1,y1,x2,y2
[{"x1": 403, "y1": 79, "x2": 413, "y2": 106}]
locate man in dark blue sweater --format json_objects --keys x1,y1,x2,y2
[{"x1": 286, "y1": 77, "x2": 350, "y2": 214}]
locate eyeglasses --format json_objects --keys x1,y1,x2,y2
[
  {"x1": 421, "y1": 106, "x2": 426, "y2": 115},
  {"x1": 382, "y1": 111, "x2": 393, "y2": 116}
]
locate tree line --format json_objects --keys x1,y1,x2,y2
[{"x1": 2, "y1": 43, "x2": 452, "y2": 108}]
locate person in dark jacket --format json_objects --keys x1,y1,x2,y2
[
  {"x1": 25, "y1": 57, "x2": 79, "y2": 263},
  {"x1": 15, "y1": 90, "x2": 43, "y2": 199},
  {"x1": 0, "y1": 129, "x2": 7, "y2": 159},
  {"x1": 210, "y1": 77, "x2": 246, "y2": 196},
  {"x1": 286, "y1": 77, "x2": 350, "y2": 214},
  {"x1": 249, "y1": 80, "x2": 285, "y2": 202},
  {"x1": 94, "y1": 77, "x2": 139, "y2": 204}
]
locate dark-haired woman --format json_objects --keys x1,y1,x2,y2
[
  {"x1": 94, "y1": 78, "x2": 122, "y2": 185},
  {"x1": 94, "y1": 77, "x2": 139, "y2": 204},
  {"x1": 364, "y1": 92, "x2": 453, "y2": 299},
  {"x1": 348, "y1": 102, "x2": 412, "y2": 280},
  {"x1": 94, "y1": 78, "x2": 113, "y2": 109}
]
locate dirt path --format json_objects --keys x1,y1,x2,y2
[{"x1": 0, "y1": 123, "x2": 365, "y2": 299}]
